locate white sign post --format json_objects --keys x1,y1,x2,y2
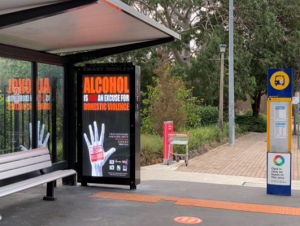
[
  {"x1": 292, "y1": 92, "x2": 299, "y2": 104},
  {"x1": 292, "y1": 92, "x2": 300, "y2": 149}
]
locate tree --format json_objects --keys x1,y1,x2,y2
[
  {"x1": 142, "y1": 50, "x2": 188, "y2": 135},
  {"x1": 123, "y1": 0, "x2": 228, "y2": 67},
  {"x1": 81, "y1": 0, "x2": 300, "y2": 120},
  {"x1": 233, "y1": 0, "x2": 300, "y2": 117}
]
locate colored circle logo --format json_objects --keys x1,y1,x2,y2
[
  {"x1": 270, "y1": 71, "x2": 290, "y2": 90},
  {"x1": 273, "y1": 155, "x2": 285, "y2": 166}
]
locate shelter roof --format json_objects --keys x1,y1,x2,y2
[{"x1": 0, "y1": 0, "x2": 180, "y2": 54}]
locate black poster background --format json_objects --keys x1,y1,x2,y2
[{"x1": 81, "y1": 74, "x2": 130, "y2": 178}]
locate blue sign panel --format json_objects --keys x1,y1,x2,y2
[{"x1": 267, "y1": 69, "x2": 292, "y2": 98}]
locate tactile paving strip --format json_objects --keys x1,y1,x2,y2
[{"x1": 90, "y1": 191, "x2": 300, "y2": 216}]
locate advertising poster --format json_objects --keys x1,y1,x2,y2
[
  {"x1": 81, "y1": 74, "x2": 131, "y2": 178},
  {"x1": 268, "y1": 153, "x2": 290, "y2": 186}
]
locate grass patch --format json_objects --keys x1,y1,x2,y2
[{"x1": 140, "y1": 134, "x2": 163, "y2": 165}]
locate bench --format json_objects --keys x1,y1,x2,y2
[{"x1": 0, "y1": 147, "x2": 76, "y2": 220}]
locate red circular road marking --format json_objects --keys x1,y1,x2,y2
[{"x1": 174, "y1": 216, "x2": 202, "y2": 224}]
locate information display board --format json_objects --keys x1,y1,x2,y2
[{"x1": 77, "y1": 64, "x2": 140, "y2": 189}]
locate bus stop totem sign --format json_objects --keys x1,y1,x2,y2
[{"x1": 267, "y1": 69, "x2": 292, "y2": 196}]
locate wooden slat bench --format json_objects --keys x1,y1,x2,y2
[{"x1": 0, "y1": 147, "x2": 76, "y2": 220}]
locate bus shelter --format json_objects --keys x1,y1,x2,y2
[{"x1": 0, "y1": 0, "x2": 180, "y2": 186}]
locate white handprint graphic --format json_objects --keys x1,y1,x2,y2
[
  {"x1": 84, "y1": 122, "x2": 116, "y2": 176},
  {"x1": 20, "y1": 121, "x2": 50, "y2": 151}
]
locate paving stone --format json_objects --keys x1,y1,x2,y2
[{"x1": 177, "y1": 133, "x2": 300, "y2": 180}]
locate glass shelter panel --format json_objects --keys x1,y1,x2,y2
[
  {"x1": 0, "y1": 58, "x2": 32, "y2": 154},
  {"x1": 37, "y1": 63, "x2": 64, "y2": 162}
]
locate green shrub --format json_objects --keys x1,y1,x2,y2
[
  {"x1": 183, "y1": 105, "x2": 219, "y2": 128},
  {"x1": 235, "y1": 115, "x2": 267, "y2": 132},
  {"x1": 141, "y1": 115, "x2": 156, "y2": 135},
  {"x1": 243, "y1": 109, "x2": 267, "y2": 121},
  {"x1": 174, "y1": 123, "x2": 246, "y2": 154},
  {"x1": 235, "y1": 110, "x2": 267, "y2": 132},
  {"x1": 173, "y1": 125, "x2": 221, "y2": 153},
  {"x1": 140, "y1": 123, "x2": 247, "y2": 165},
  {"x1": 183, "y1": 101, "x2": 202, "y2": 128},
  {"x1": 197, "y1": 106, "x2": 219, "y2": 126}
]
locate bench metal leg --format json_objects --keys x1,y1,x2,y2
[
  {"x1": 43, "y1": 181, "x2": 56, "y2": 201},
  {"x1": 63, "y1": 174, "x2": 76, "y2": 186}
]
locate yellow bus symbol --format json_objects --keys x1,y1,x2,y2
[
  {"x1": 275, "y1": 75, "x2": 285, "y2": 86},
  {"x1": 270, "y1": 71, "x2": 289, "y2": 90}
]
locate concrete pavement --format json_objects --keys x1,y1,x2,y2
[
  {"x1": 141, "y1": 158, "x2": 300, "y2": 190},
  {"x1": 176, "y1": 132, "x2": 300, "y2": 180},
  {"x1": 1, "y1": 180, "x2": 300, "y2": 226},
  {"x1": 1, "y1": 132, "x2": 300, "y2": 225}
]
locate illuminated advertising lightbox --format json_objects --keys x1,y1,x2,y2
[{"x1": 77, "y1": 64, "x2": 140, "y2": 189}]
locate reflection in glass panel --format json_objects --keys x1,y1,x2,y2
[
  {"x1": 0, "y1": 58, "x2": 32, "y2": 154},
  {"x1": 38, "y1": 63, "x2": 64, "y2": 162}
]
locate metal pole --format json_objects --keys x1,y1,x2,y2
[
  {"x1": 296, "y1": 104, "x2": 299, "y2": 149},
  {"x1": 51, "y1": 77, "x2": 57, "y2": 163},
  {"x1": 32, "y1": 62, "x2": 38, "y2": 149},
  {"x1": 14, "y1": 77, "x2": 19, "y2": 151},
  {"x1": 229, "y1": 0, "x2": 235, "y2": 146},
  {"x1": 218, "y1": 52, "x2": 225, "y2": 136},
  {"x1": 22, "y1": 106, "x2": 24, "y2": 146},
  {"x1": 4, "y1": 86, "x2": 6, "y2": 150},
  {"x1": 10, "y1": 108, "x2": 12, "y2": 152},
  {"x1": 293, "y1": 104, "x2": 297, "y2": 135},
  {"x1": 28, "y1": 98, "x2": 31, "y2": 148},
  {"x1": 48, "y1": 100, "x2": 50, "y2": 150}
]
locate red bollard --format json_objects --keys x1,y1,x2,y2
[{"x1": 163, "y1": 121, "x2": 173, "y2": 164}]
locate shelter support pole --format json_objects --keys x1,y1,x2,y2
[
  {"x1": 63, "y1": 64, "x2": 76, "y2": 186},
  {"x1": 31, "y1": 62, "x2": 38, "y2": 149}
]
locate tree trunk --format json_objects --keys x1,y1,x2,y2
[{"x1": 251, "y1": 93, "x2": 262, "y2": 118}]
